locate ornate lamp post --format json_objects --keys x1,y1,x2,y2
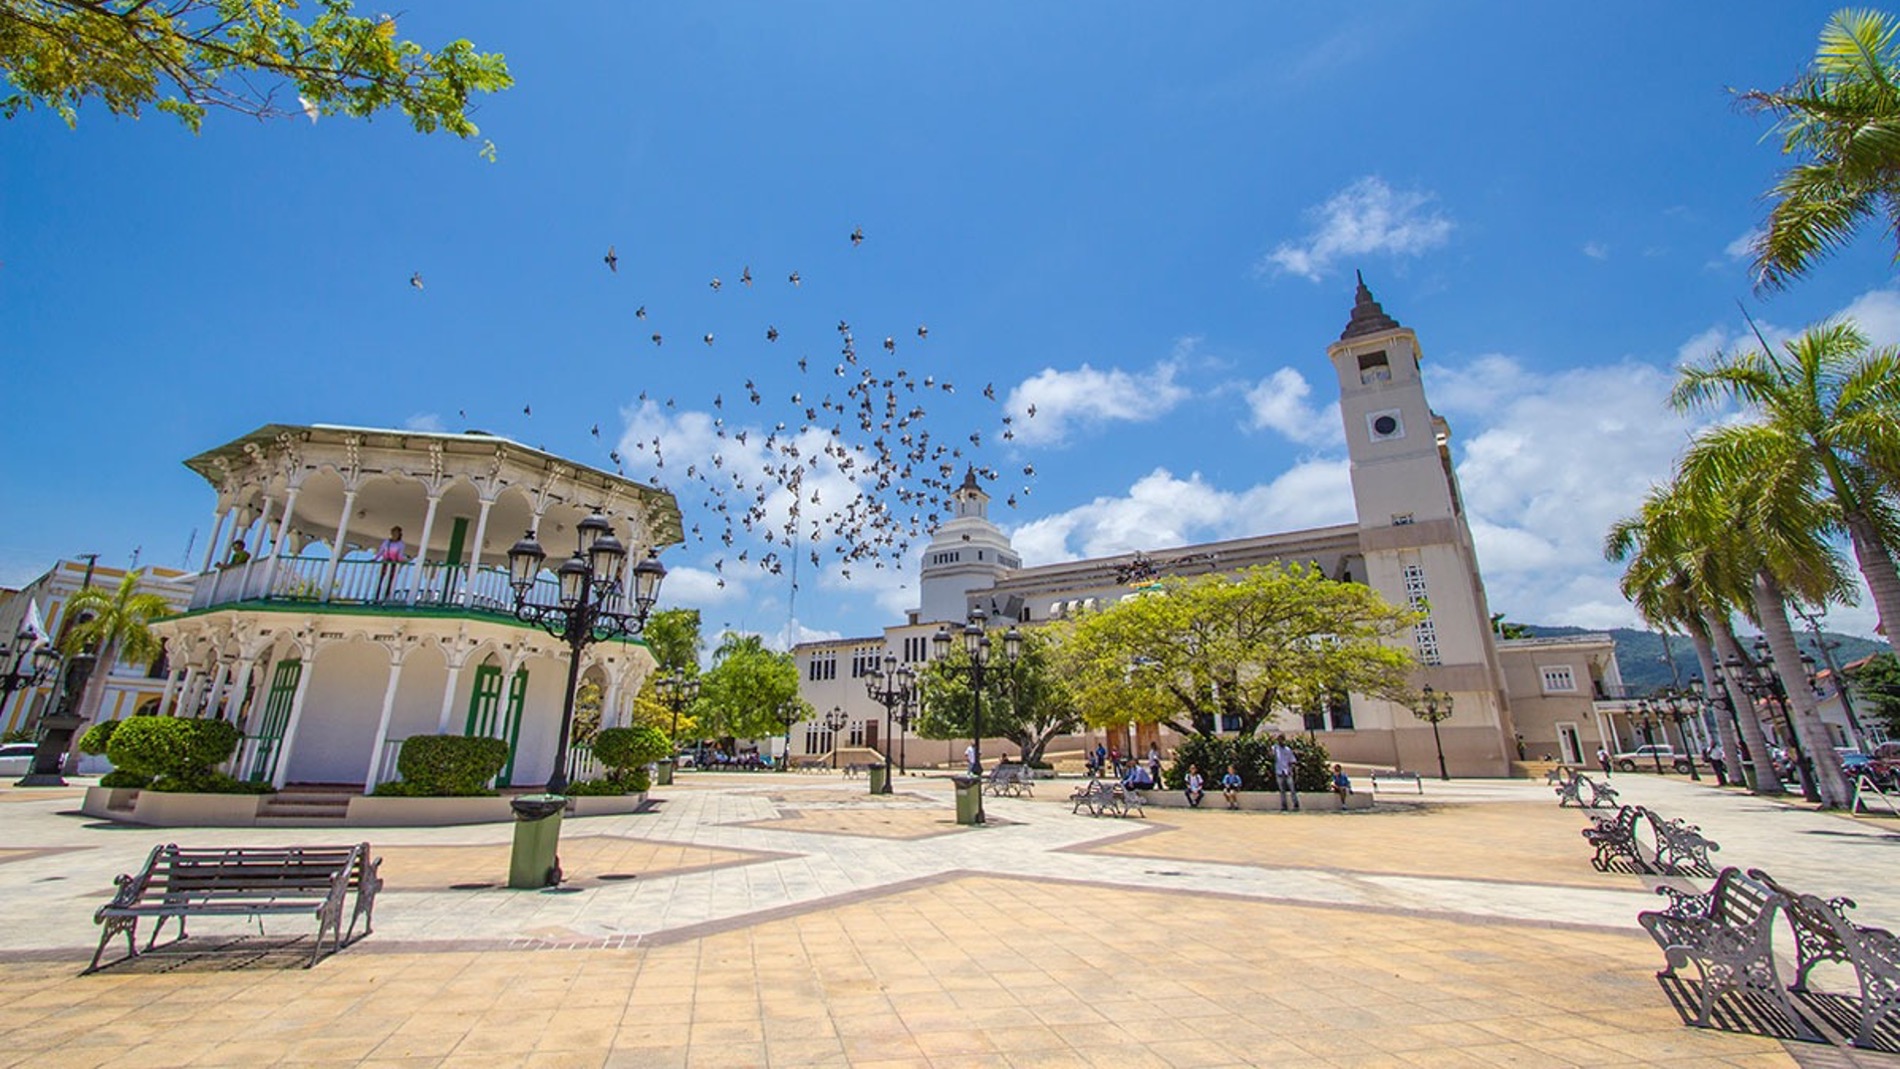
[
  {"x1": 505, "y1": 515, "x2": 666, "y2": 796},
  {"x1": 931, "y1": 609, "x2": 1022, "y2": 825},
  {"x1": 1634, "y1": 700, "x2": 1666, "y2": 775},
  {"x1": 1724, "y1": 640, "x2": 1819, "y2": 802},
  {"x1": 1657, "y1": 688, "x2": 1701, "y2": 781},
  {"x1": 18, "y1": 650, "x2": 90, "y2": 787},
  {"x1": 656, "y1": 668, "x2": 699, "y2": 783},
  {"x1": 0, "y1": 629, "x2": 60, "y2": 726},
  {"x1": 823, "y1": 706, "x2": 848, "y2": 769},
  {"x1": 864, "y1": 654, "x2": 915, "y2": 795},
  {"x1": 894, "y1": 687, "x2": 918, "y2": 774},
  {"x1": 775, "y1": 700, "x2": 802, "y2": 771},
  {"x1": 1410, "y1": 684, "x2": 1453, "y2": 781}
]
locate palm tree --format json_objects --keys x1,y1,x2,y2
[
  {"x1": 1607, "y1": 484, "x2": 1777, "y2": 793},
  {"x1": 1741, "y1": 8, "x2": 1900, "y2": 290},
  {"x1": 1672, "y1": 321, "x2": 1900, "y2": 659},
  {"x1": 60, "y1": 570, "x2": 171, "y2": 728}
]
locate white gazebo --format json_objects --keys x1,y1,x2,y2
[{"x1": 149, "y1": 423, "x2": 683, "y2": 791}]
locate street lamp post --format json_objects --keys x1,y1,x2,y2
[
  {"x1": 1725, "y1": 641, "x2": 1820, "y2": 803},
  {"x1": 505, "y1": 515, "x2": 666, "y2": 797},
  {"x1": 823, "y1": 706, "x2": 847, "y2": 769},
  {"x1": 1658, "y1": 688, "x2": 1701, "y2": 781},
  {"x1": 18, "y1": 650, "x2": 90, "y2": 787},
  {"x1": 894, "y1": 689, "x2": 918, "y2": 774},
  {"x1": 1635, "y1": 701, "x2": 1665, "y2": 775},
  {"x1": 931, "y1": 609, "x2": 1022, "y2": 825},
  {"x1": 1410, "y1": 684, "x2": 1454, "y2": 781},
  {"x1": 0, "y1": 629, "x2": 60, "y2": 726},
  {"x1": 864, "y1": 654, "x2": 915, "y2": 795},
  {"x1": 657, "y1": 669, "x2": 699, "y2": 783},
  {"x1": 775, "y1": 701, "x2": 801, "y2": 771}
]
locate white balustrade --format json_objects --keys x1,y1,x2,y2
[{"x1": 189, "y1": 556, "x2": 561, "y2": 616}]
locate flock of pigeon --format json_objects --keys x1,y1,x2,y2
[{"x1": 424, "y1": 228, "x2": 1040, "y2": 593}]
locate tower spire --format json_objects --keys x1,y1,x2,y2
[{"x1": 1340, "y1": 271, "x2": 1402, "y2": 340}]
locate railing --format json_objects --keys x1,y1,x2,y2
[
  {"x1": 567, "y1": 742, "x2": 603, "y2": 784},
  {"x1": 187, "y1": 556, "x2": 567, "y2": 617}
]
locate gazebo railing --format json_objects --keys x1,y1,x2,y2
[{"x1": 188, "y1": 556, "x2": 564, "y2": 615}]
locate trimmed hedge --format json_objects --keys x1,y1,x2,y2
[
  {"x1": 565, "y1": 767, "x2": 651, "y2": 795},
  {"x1": 76, "y1": 718, "x2": 120, "y2": 756},
  {"x1": 105, "y1": 716, "x2": 245, "y2": 791},
  {"x1": 1165, "y1": 732, "x2": 1332, "y2": 792},
  {"x1": 593, "y1": 726, "x2": 669, "y2": 777},
  {"x1": 377, "y1": 735, "x2": 510, "y2": 797}
]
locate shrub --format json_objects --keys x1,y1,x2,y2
[
  {"x1": 593, "y1": 726, "x2": 669, "y2": 779},
  {"x1": 98, "y1": 769, "x2": 151, "y2": 789},
  {"x1": 77, "y1": 719, "x2": 120, "y2": 756},
  {"x1": 1166, "y1": 731, "x2": 1331, "y2": 792},
  {"x1": 148, "y1": 772, "x2": 274, "y2": 795},
  {"x1": 106, "y1": 716, "x2": 240, "y2": 787},
  {"x1": 565, "y1": 770, "x2": 650, "y2": 796},
  {"x1": 390, "y1": 735, "x2": 511, "y2": 796}
]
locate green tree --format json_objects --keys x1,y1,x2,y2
[
  {"x1": 1, "y1": 0, "x2": 511, "y2": 142},
  {"x1": 1489, "y1": 613, "x2": 1532, "y2": 639},
  {"x1": 914, "y1": 626, "x2": 1081, "y2": 766},
  {"x1": 695, "y1": 632, "x2": 799, "y2": 742},
  {"x1": 642, "y1": 607, "x2": 703, "y2": 675},
  {"x1": 1851, "y1": 651, "x2": 1900, "y2": 737},
  {"x1": 1740, "y1": 9, "x2": 1900, "y2": 290},
  {"x1": 570, "y1": 680, "x2": 603, "y2": 746},
  {"x1": 60, "y1": 569, "x2": 170, "y2": 729},
  {"x1": 1672, "y1": 321, "x2": 1900, "y2": 663},
  {"x1": 1061, "y1": 562, "x2": 1417, "y2": 738}
]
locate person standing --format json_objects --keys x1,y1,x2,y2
[
  {"x1": 1596, "y1": 745, "x2": 1613, "y2": 778},
  {"x1": 224, "y1": 539, "x2": 251, "y2": 567},
  {"x1": 965, "y1": 743, "x2": 980, "y2": 776},
  {"x1": 1272, "y1": 736, "x2": 1300, "y2": 811},
  {"x1": 1146, "y1": 743, "x2": 1162, "y2": 790},
  {"x1": 375, "y1": 526, "x2": 407, "y2": 601}
]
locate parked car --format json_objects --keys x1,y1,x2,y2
[
  {"x1": 0, "y1": 741, "x2": 39, "y2": 776},
  {"x1": 1612, "y1": 744, "x2": 1694, "y2": 774}
]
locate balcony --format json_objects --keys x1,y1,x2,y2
[{"x1": 186, "y1": 555, "x2": 606, "y2": 620}]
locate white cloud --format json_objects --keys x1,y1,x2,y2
[
  {"x1": 1260, "y1": 176, "x2": 1453, "y2": 282},
  {"x1": 404, "y1": 412, "x2": 444, "y2": 433},
  {"x1": 1009, "y1": 461, "x2": 1354, "y2": 565},
  {"x1": 1581, "y1": 241, "x2": 1610, "y2": 261},
  {"x1": 659, "y1": 566, "x2": 747, "y2": 607},
  {"x1": 1835, "y1": 286, "x2": 1900, "y2": 345},
  {"x1": 1724, "y1": 228, "x2": 1762, "y2": 261},
  {"x1": 1005, "y1": 359, "x2": 1191, "y2": 446},
  {"x1": 1243, "y1": 367, "x2": 1343, "y2": 446}
]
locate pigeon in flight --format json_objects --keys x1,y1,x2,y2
[
  {"x1": 703, "y1": 333, "x2": 715, "y2": 345},
  {"x1": 850, "y1": 227, "x2": 864, "y2": 246},
  {"x1": 917, "y1": 325, "x2": 929, "y2": 339},
  {"x1": 651, "y1": 333, "x2": 663, "y2": 346},
  {"x1": 766, "y1": 326, "x2": 780, "y2": 342},
  {"x1": 590, "y1": 424, "x2": 600, "y2": 438},
  {"x1": 788, "y1": 271, "x2": 801, "y2": 286},
  {"x1": 741, "y1": 266, "x2": 752, "y2": 286},
  {"x1": 410, "y1": 272, "x2": 424, "y2": 290},
  {"x1": 636, "y1": 306, "x2": 647, "y2": 320},
  {"x1": 604, "y1": 245, "x2": 618, "y2": 273}
]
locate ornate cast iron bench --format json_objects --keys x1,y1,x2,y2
[
  {"x1": 1557, "y1": 772, "x2": 1619, "y2": 808},
  {"x1": 89, "y1": 842, "x2": 381, "y2": 974},
  {"x1": 985, "y1": 763, "x2": 1035, "y2": 798},
  {"x1": 1637, "y1": 866, "x2": 1820, "y2": 1040},
  {"x1": 1750, "y1": 869, "x2": 1900, "y2": 1049},
  {"x1": 1582, "y1": 805, "x2": 1649, "y2": 871},
  {"x1": 1069, "y1": 778, "x2": 1144, "y2": 818},
  {"x1": 1649, "y1": 813, "x2": 1721, "y2": 877},
  {"x1": 1371, "y1": 769, "x2": 1422, "y2": 794}
]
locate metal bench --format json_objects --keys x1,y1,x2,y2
[
  {"x1": 1637, "y1": 866, "x2": 1819, "y2": 1040},
  {"x1": 1582, "y1": 805, "x2": 1649, "y2": 871},
  {"x1": 1557, "y1": 772, "x2": 1619, "y2": 809},
  {"x1": 1750, "y1": 869, "x2": 1900, "y2": 1049},
  {"x1": 1649, "y1": 813, "x2": 1721, "y2": 877},
  {"x1": 842, "y1": 763, "x2": 867, "y2": 779},
  {"x1": 89, "y1": 842, "x2": 381, "y2": 973},
  {"x1": 1370, "y1": 769, "x2": 1422, "y2": 794},
  {"x1": 984, "y1": 764, "x2": 1035, "y2": 798},
  {"x1": 1069, "y1": 778, "x2": 1144, "y2": 818}
]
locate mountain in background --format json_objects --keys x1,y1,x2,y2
[{"x1": 1510, "y1": 624, "x2": 1888, "y2": 694}]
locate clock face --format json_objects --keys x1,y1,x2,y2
[{"x1": 1372, "y1": 414, "x2": 1399, "y2": 437}]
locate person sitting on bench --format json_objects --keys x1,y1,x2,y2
[{"x1": 1331, "y1": 764, "x2": 1353, "y2": 809}]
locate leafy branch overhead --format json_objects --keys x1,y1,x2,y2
[{"x1": 0, "y1": 0, "x2": 512, "y2": 137}]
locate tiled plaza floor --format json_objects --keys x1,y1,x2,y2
[{"x1": 0, "y1": 772, "x2": 1896, "y2": 1067}]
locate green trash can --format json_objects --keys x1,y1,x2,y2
[
  {"x1": 868, "y1": 763, "x2": 888, "y2": 794},
  {"x1": 655, "y1": 759, "x2": 675, "y2": 786},
  {"x1": 508, "y1": 795, "x2": 566, "y2": 889},
  {"x1": 952, "y1": 774, "x2": 983, "y2": 825}
]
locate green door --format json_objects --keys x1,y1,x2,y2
[
  {"x1": 248, "y1": 659, "x2": 301, "y2": 783},
  {"x1": 465, "y1": 663, "x2": 529, "y2": 785}
]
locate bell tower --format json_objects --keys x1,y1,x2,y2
[
  {"x1": 917, "y1": 467, "x2": 1020, "y2": 624},
  {"x1": 1327, "y1": 273, "x2": 1515, "y2": 775}
]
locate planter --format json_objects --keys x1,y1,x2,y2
[
  {"x1": 80, "y1": 785, "x2": 142, "y2": 820},
  {"x1": 347, "y1": 794, "x2": 516, "y2": 826},
  {"x1": 566, "y1": 792, "x2": 648, "y2": 817},
  {"x1": 1140, "y1": 789, "x2": 1373, "y2": 812},
  {"x1": 130, "y1": 790, "x2": 266, "y2": 827}
]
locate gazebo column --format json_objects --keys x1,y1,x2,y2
[
  {"x1": 269, "y1": 647, "x2": 320, "y2": 789},
  {"x1": 363, "y1": 654, "x2": 408, "y2": 792},
  {"x1": 319, "y1": 489, "x2": 359, "y2": 602},
  {"x1": 200, "y1": 662, "x2": 231, "y2": 722},
  {"x1": 156, "y1": 664, "x2": 183, "y2": 718},
  {"x1": 242, "y1": 497, "x2": 275, "y2": 596},
  {"x1": 268, "y1": 486, "x2": 301, "y2": 563},
  {"x1": 171, "y1": 665, "x2": 199, "y2": 717},
  {"x1": 219, "y1": 659, "x2": 256, "y2": 724},
  {"x1": 460, "y1": 496, "x2": 497, "y2": 606},
  {"x1": 200, "y1": 506, "x2": 231, "y2": 573},
  {"x1": 406, "y1": 492, "x2": 444, "y2": 606},
  {"x1": 436, "y1": 657, "x2": 467, "y2": 734}
]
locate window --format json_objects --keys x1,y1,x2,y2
[
  {"x1": 902, "y1": 636, "x2": 927, "y2": 663},
  {"x1": 1303, "y1": 712, "x2": 1326, "y2": 734},
  {"x1": 850, "y1": 647, "x2": 882, "y2": 678},
  {"x1": 804, "y1": 726, "x2": 834, "y2": 755},
  {"x1": 1391, "y1": 513, "x2": 1414, "y2": 526},
  {"x1": 1540, "y1": 665, "x2": 1577, "y2": 693},
  {"x1": 806, "y1": 652, "x2": 837, "y2": 682},
  {"x1": 1219, "y1": 713, "x2": 1243, "y2": 733},
  {"x1": 1357, "y1": 351, "x2": 1391, "y2": 384},
  {"x1": 847, "y1": 722, "x2": 865, "y2": 747}
]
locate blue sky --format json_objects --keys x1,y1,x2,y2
[{"x1": 3, "y1": 2, "x2": 1895, "y2": 646}]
